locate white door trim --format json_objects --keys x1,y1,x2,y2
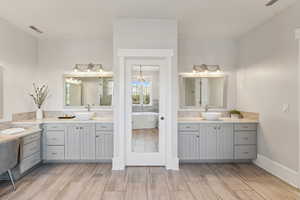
[
  {"x1": 296, "y1": 29, "x2": 300, "y2": 188},
  {"x1": 113, "y1": 49, "x2": 178, "y2": 170}
]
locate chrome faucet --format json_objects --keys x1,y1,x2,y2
[
  {"x1": 204, "y1": 104, "x2": 209, "y2": 112},
  {"x1": 86, "y1": 104, "x2": 91, "y2": 112}
]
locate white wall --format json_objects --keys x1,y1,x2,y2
[
  {"x1": 37, "y1": 38, "x2": 113, "y2": 110},
  {"x1": 36, "y1": 36, "x2": 238, "y2": 112},
  {"x1": 237, "y1": 1, "x2": 300, "y2": 171},
  {"x1": 0, "y1": 18, "x2": 38, "y2": 121},
  {"x1": 179, "y1": 39, "x2": 238, "y2": 109}
]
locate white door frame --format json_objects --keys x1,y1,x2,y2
[
  {"x1": 125, "y1": 58, "x2": 166, "y2": 166},
  {"x1": 113, "y1": 49, "x2": 178, "y2": 170},
  {"x1": 296, "y1": 29, "x2": 300, "y2": 189}
]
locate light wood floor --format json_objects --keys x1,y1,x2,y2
[{"x1": 0, "y1": 163, "x2": 300, "y2": 200}]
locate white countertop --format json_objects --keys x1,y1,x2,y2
[
  {"x1": 178, "y1": 117, "x2": 258, "y2": 124},
  {"x1": 12, "y1": 117, "x2": 113, "y2": 125},
  {"x1": 12, "y1": 117, "x2": 258, "y2": 125},
  {"x1": 0, "y1": 127, "x2": 41, "y2": 143}
]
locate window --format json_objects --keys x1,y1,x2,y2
[{"x1": 132, "y1": 79, "x2": 152, "y2": 106}]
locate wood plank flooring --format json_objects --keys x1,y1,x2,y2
[{"x1": 0, "y1": 163, "x2": 300, "y2": 200}]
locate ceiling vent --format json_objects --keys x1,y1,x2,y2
[
  {"x1": 29, "y1": 26, "x2": 43, "y2": 34},
  {"x1": 266, "y1": 0, "x2": 279, "y2": 6}
]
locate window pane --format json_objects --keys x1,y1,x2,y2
[{"x1": 132, "y1": 83, "x2": 141, "y2": 104}]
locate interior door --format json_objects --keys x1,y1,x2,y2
[{"x1": 125, "y1": 59, "x2": 166, "y2": 166}]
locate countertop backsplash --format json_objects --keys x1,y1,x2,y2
[{"x1": 12, "y1": 110, "x2": 114, "y2": 122}]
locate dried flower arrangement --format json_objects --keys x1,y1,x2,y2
[{"x1": 29, "y1": 83, "x2": 49, "y2": 109}]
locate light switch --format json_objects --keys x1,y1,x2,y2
[{"x1": 282, "y1": 104, "x2": 289, "y2": 113}]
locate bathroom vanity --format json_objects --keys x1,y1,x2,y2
[
  {"x1": 43, "y1": 122, "x2": 113, "y2": 162},
  {"x1": 0, "y1": 127, "x2": 42, "y2": 180},
  {"x1": 178, "y1": 119, "x2": 258, "y2": 162}
]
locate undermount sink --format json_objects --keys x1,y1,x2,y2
[
  {"x1": 202, "y1": 112, "x2": 222, "y2": 121},
  {"x1": 74, "y1": 112, "x2": 95, "y2": 121},
  {"x1": 0, "y1": 128, "x2": 25, "y2": 135}
]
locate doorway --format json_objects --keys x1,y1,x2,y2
[{"x1": 125, "y1": 58, "x2": 166, "y2": 166}]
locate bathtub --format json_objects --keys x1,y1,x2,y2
[{"x1": 132, "y1": 112, "x2": 159, "y2": 130}]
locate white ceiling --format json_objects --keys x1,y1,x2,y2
[{"x1": 0, "y1": 0, "x2": 297, "y2": 40}]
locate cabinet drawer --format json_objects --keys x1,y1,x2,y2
[
  {"x1": 96, "y1": 131, "x2": 113, "y2": 136},
  {"x1": 235, "y1": 145, "x2": 257, "y2": 160},
  {"x1": 235, "y1": 124, "x2": 257, "y2": 131},
  {"x1": 178, "y1": 124, "x2": 199, "y2": 132},
  {"x1": 46, "y1": 125, "x2": 65, "y2": 131},
  {"x1": 46, "y1": 132, "x2": 65, "y2": 145},
  {"x1": 20, "y1": 151, "x2": 41, "y2": 173},
  {"x1": 23, "y1": 140, "x2": 41, "y2": 159},
  {"x1": 96, "y1": 123, "x2": 113, "y2": 131},
  {"x1": 235, "y1": 132, "x2": 257, "y2": 145},
  {"x1": 23, "y1": 132, "x2": 41, "y2": 145},
  {"x1": 47, "y1": 146, "x2": 65, "y2": 160}
]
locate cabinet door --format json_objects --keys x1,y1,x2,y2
[
  {"x1": 217, "y1": 124, "x2": 234, "y2": 159},
  {"x1": 96, "y1": 132, "x2": 113, "y2": 159},
  {"x1": 80, "y1": 125, "x2": 96, "y2": 160},
  {"x1": 205, "y1": 125, "x2": 218, "y2": 159},
  {"x1": 65, "y1": 126, "x2": 81, "y2": 160},
  {"x1": 178, "y1": 133, "x2": 200, "y2": 160}
]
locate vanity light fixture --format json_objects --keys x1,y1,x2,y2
[
  {"x1": 73, "y1": 64, "x2": 80, "y2": 72},
  {"x1": 65, "y1": 78, "x2": 82, "y2": 85},
  {"x1": 73, "y1": 63, "x2": 105, "y2": 73},
  {"x1": 193, "y1": 64, "x2": 222, "y2": 73}
]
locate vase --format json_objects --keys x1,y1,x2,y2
[{"x1": 36, "y1": 109, "x2": 43, "y2": 120}]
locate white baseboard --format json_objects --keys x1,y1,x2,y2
[
  {"x1": 166, "y1": 157, "x2": 179, "y2": 170},
  {"x1": 253, "y1": 154, "x2": 299, "y2": 188},
  {"x1": 112, "y1": 157, "x2": 125, "y2": 170}
]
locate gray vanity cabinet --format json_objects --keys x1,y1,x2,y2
[
  {"x1": 216, "y1": 124, "x2": 234, "y2": 160},
  {"x1": 178, "y1": 123, "x2": 234, "y2": 161},
  {"x1": 205, "y1": 124, "x2": 218, "y2": 159},
  {"x1": 65, "y1": 124, "x2": 95, "y2": 160},
  {"x1": 80, "y1": 125, "x2": 96, "y2": 160},
  {"x1": 203, "y1": 124, "x2": 234, "y2": 160},
  {"x1": 95, "y1": 123, "x2": 113, "y2": 160},
  {"x1": 65, "y1": 126, "x2": 81, "y2": 160},
  {"x1": 43, "y1": 122, "x2": 113, "y2": 162},
  {"x1": 234, "y1": 123, "x2": 257, "y2": 160},
  {"x1": 178, "y1": 132, "x2": 201, "y2": 160}
]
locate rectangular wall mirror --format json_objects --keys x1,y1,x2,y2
[
  {"x1": 179, "y1": 75, "x2": 226, "y2": 109},
  {"x1": 64, "y1": 75, "x2": 113, "y2": 108},
  {"x1": 0, "y1": 67, "x2": 3, "y2": 118}
]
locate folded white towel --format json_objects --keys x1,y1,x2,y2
[{"x1": 1, "y1": 128, "x2": 25, "y2": 135}]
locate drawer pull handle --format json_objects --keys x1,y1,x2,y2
[
  {"x1": 51, "y1": 153, "x2": 57, "y2": 155},
  {"x1": 243, "y1": 126, "x2": 249, "y2": 128},
  {"x1": 243, "y1": 137, "x2": 249, "y2": 140},
  {"x1": 243, "y1": 152, "x2": 249, "y2": 154}
]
